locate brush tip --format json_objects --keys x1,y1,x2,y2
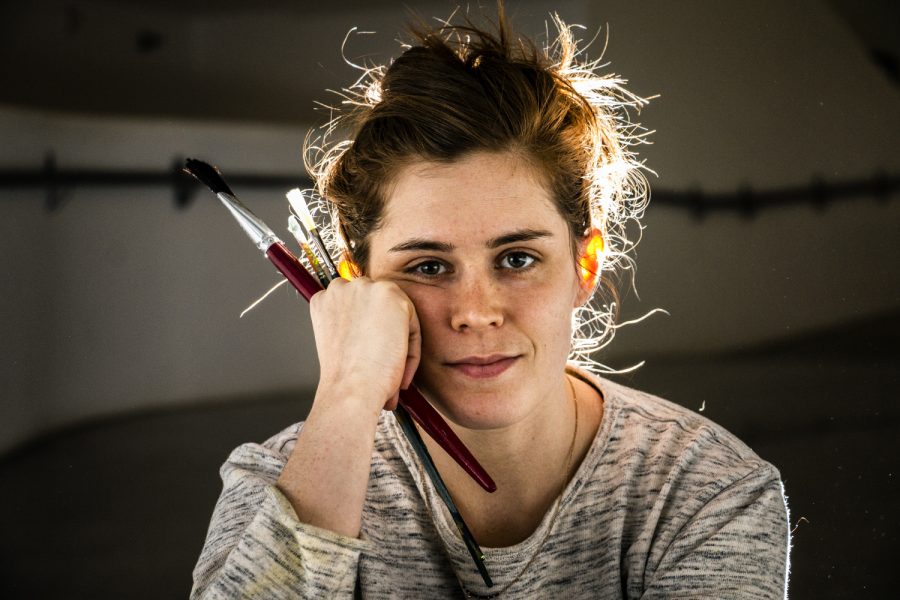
[
  {"x1": 287, "y1": 215, "x2": 309, "y2": 243},
  {"x1": 286, "y1": 188, "x2": 305, "y2": 204},
  {"x1": 183, "y1": 158, "x2": 234, "y2": 197},
  {"x1": 286, "y1": 188, "x2": 316, "y2": 229}
]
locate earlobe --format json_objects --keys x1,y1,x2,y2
[{"x1": 576, "y1": 229, "x2": 604, "y2": 304}]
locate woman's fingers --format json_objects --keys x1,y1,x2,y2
[
  {"x1": 309, "y1": 276, "x2": 421, "y2": 413},
  {"x1": 400, "y1": 305, "x2": 421, "y2": 391}
]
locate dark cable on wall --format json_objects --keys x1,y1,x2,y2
[{"x1": 0, "y1": 153, "x2": 896, "y2": 216}]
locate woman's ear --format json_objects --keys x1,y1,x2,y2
[
  {"x1": 338, "y1": 252, "x2": 362, "y2": 280},
  {"x1": 575, "y1": 228, "x2": 604, "y2": 305}
]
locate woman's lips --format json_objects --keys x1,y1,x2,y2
[{"x1": 446, "y1": 355, "x2": 519, "y2": 379}]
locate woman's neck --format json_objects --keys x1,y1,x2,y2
[{"x1": 418, "y1": 373, "x2": 603, "y2": 547}]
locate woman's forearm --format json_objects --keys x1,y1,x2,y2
[{"x1": 276, "y1": 386, "x2": 383, "y2": 539}]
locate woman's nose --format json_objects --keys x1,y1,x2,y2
[{"x1": 449, "y1": 273, "x2": 505, "y2": 332}]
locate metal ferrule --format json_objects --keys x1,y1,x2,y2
[
  {"x1": 217, "y1": 192, "x2": 281, "y2": 252},
  {"x1": 308, "y1": 233, "x2": 339, "y2": 280}
]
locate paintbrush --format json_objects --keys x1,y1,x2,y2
[
  {"x1": 287, "y1": 215, "x2": 331, "y2": 288},
  {"x1": 183, "y1": 158, "x2": 496, "y2": 494},
  {"x1": 394, "y1": 405, "x2": 493, "y2": 586},
  {"x1": 286, "y1": 188, "x2": 340, "y2": 281}
]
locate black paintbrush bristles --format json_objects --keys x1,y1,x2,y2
[{"x1": 183, "y1": 158, "x2": 235, "y2": 197}]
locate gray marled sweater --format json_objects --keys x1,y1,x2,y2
[{"x1": 191, "y1": 371, "x2": 790, "y2": 599}]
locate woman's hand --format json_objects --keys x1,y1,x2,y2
[
  {"x1": 277, "y1": 277, "x2": 421, "y2": 538},
  {"x1": 309, "y1": 277, "x2": 421, "y2": 412}
]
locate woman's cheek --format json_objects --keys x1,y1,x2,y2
[{"x1": 404, "y1": 286, "x2": 446, "y2": 341}]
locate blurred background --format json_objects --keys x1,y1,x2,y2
[{"x1": 0, "y1": 0, "x2": 897, "y2": 597}]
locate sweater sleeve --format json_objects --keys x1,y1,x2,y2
[
  {"x1": 190, "y1": 437, "x2": 372, "y2": 599},
  {"x1": 641, "y1": 463, "x2": 791, "y2": 600}
]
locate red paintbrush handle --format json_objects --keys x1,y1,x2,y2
[
  {"x1": 267, "y1": 242, "x2": 323, "y2": 301},
  {"x1": 265, "y1": 242, "x2": 496, "y2": 493}
]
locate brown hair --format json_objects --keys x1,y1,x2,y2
[{"x1": 306, "y1": 5, "x2": 651, "y2": 369}]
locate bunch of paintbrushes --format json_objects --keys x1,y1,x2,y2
[
  {"x1": 183, "y1": 159, "x2": 494, "y2": 587},
  {"x1": 285, "y1": 189, "x2": 337, "y2": 287}
]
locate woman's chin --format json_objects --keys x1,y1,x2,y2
[{"x1": 422, "y1": 388, "x2": 529, "y2": 432}]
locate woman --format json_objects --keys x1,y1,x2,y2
[{"x1": 192, "y1": 8, "x2": 790, "y2": 599}]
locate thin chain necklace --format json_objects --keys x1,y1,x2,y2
[{"x1": 424, "y1": 376, "x2": 580, "y2": 599}]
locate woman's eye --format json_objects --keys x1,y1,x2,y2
[
  {"x1": 499, "y1": 252, "x2": 536, "y2": 270},
  {"x1": 410, "y1": 261, "x2": 447, "y2": 276}
]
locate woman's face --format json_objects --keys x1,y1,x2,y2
[{"x1": 367, "y1": 151, "x2": 591, "y2": 430}]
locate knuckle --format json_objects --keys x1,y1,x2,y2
[
  {"x1": 371, "y1": 279, "x2": 395, "y2": 295},
  {"x1": 309, "y1": 290, "x2": 323, "y2": 310}
]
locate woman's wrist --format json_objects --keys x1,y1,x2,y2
[{"x1": 310, "y1": 380, "x2": 389, "y2": 423}]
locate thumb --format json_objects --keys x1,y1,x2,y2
[{"x1": 400, "y1": 308, "x2": 421, "y2": 390}]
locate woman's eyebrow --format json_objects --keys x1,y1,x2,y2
[
  {"x1": 389, "y1": 239, "x2": 455, "y2": 253},
  {"x1": 389, "y1": 228, "x2": 553, "y2": 253},
  {"x1": 487, "y1": 228, "x2": 553, "y2": 248}
]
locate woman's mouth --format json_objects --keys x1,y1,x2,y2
[{"x1": 445, "y1": 355, "x2": 519, "y2": 379}]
